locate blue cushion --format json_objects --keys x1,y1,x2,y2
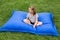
[
  {"x1": 0, "y1": 11, "x2": 58, "y2": 36},
  {"x1": 38, "y1": 12, "x2": 53, "y2": 24}
]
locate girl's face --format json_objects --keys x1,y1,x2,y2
[{"x1": 28, "y1": 8, "x2": 34, "y2": 14}]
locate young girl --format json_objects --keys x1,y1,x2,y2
[{"x1": 23, "y1": 6, "x2": 42, "y2": 28}]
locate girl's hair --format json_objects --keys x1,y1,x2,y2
[{"x1": 29, "y1": 6, "x2": 36, "y2": 15}]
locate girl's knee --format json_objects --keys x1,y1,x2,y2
[
  {"x1": 40, "y1": 22, "x2": 42, "y2": 24},
  {"x1": 23, "y1": 19, "x2": 30, "y2": 24},
  {"x1": 39, "y1": 22, "x2": 43, "y2": 25},
  {"x1": 23, "y1": 19, "x2": 27, "y2": 22}
]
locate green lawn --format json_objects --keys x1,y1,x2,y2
[{"x1": 0, "y1": 0, "x2": 60, "y2": 40}]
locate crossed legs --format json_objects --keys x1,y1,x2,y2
[{"x1": 23, "y1": 19, "x2": 42, "y2": 26}]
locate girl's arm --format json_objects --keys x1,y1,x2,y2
[{"x1": 33, "y1": 17, "x2": 38, "y2": 28}]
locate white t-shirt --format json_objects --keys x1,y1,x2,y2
[{"x1": 26, "y1": 13, "x2": 38, "y2": 23}]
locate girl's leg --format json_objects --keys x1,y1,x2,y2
[
  {"x1": 23, "y1": 19, "x2": 31, "y2": 24},
  {"x1": 37, "y1": 22, "x2": 43, "y2": 26}
]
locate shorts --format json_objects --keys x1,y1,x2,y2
[{"x1": 30, "y1": 21, "x2": 35, "y2": 25}]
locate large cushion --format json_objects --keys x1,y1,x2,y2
[{"x1": 0, "y1": 11, "x2": 58, "y2": 36}]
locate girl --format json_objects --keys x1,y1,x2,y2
[{"x1": 23, "y1": 6, "x2": 42, "y2": 28}]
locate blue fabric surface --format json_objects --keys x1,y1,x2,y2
[{"x1": 0, "y1": 11, "x2": 58, "y2": 36}]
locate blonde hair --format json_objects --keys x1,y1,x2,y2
[{"x1": 29, "y1": 6, "x2": 36, "y2": 15}]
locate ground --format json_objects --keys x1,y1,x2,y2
[{"x1": 0, "y1": 0, "x2": 60, "y2": 40}]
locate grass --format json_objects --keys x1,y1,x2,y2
[{"x1": 0, "y1": 0, "x2": 60, "y2": 40}]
